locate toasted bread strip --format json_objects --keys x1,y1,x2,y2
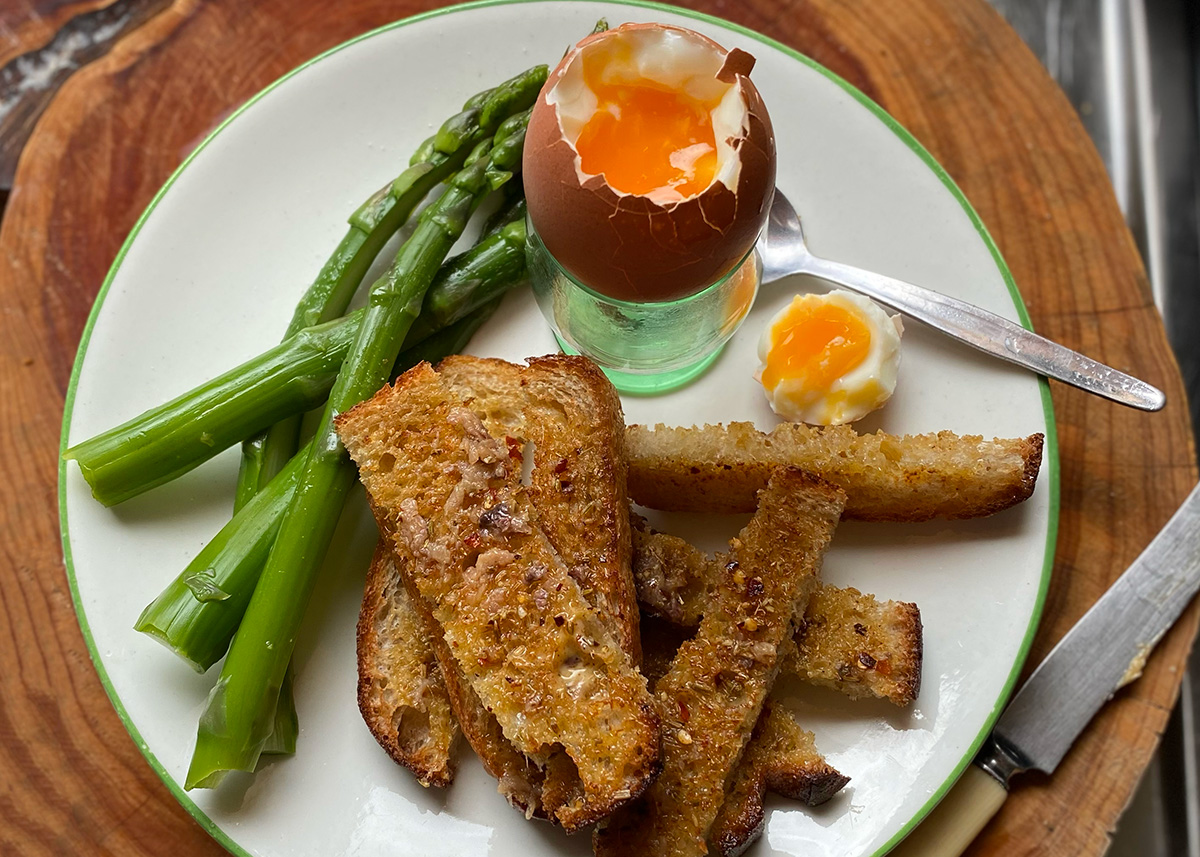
[
  {"x1": 640, "y1": 618, "x2": 849, "y2": 848},
  {"x1": 709, "y1": 702, "x2": 850, "y2": 857},
  {"x1": 632, "y1": 517, "x2": 922, "y2": 705},
  {"x1": 789, "y1": 584, "x2": 923, "y2": 704},
  {"x1": 439, "y1": 355, "x2": 639, "y2": 660},
  {"x1": 356, "y1": 543, "x2": 458, "y2": 788},
  {"x1": 362, "y1": 540, "x2": 546, "y2": 810},
  {"x1": 406, "y1": 571, "x2": 546, "y2": 815},
  {"x1": 594, "y1": 470, "x2": 845, "y2": 857},
  {"x1": 626, "y1": 422, "x2": 1043, "y2": 521},
  {"x1": 438, "y1": 354, "x2": 639, "y2": 826},
  {"x1": 336, "y1": 363, "x2": 659, "y2": 830}
]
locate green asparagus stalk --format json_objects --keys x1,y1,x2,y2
[
  {"x1": 185, "y1": 108, "x2": 532, "y2": 790},
  {"x1": 403, "y1": 198, "x2": 526, "y2": 343},
  {"x1": 234, "y1": 64, "x2": 546, "y2": 504},
  {"x1": 228, "y1": 73, "x2": 535, "y2": 755},
  {"x1": 257, "y1": 199, "x2": 523, "y2": 752},
  {"x1": 63, "y1": 315, "x2": 361, "y2": 507},
  {"x1": 137, "y1": 208, "x2": 516, "y2": 643},
  {"x1": 135, "y1": 442, "x2": 309, "y2": 670},
  {"x1": 134, "y1": 299, "x2": 503, "y2": 671},
  {"x1": 236, "y1": 173, "x2": 443, "y2": 505},
  {"x1": 241, "y1": 189, "x2": 527, "y2": 759},
  {"x1": 260, "y1": 663, "x2": 298, "y2": 756},
  {"x1": 64, "y1": 197, "x2": 529, "y2": 506}
]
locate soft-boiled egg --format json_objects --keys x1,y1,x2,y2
[
  {"x1": 523, "y1": 23, "x2": 776, "y2": 302},
  {"x1": 757, "y1": 291, "x2": 904, "y2": 425}
]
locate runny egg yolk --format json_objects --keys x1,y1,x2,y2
[
  {"x1": 760, "y1": 301, "x2": 873, "y2": 392},
  {"x1": 757, "y1": 291, "x2": 903, "y2": 426},
  {"x1": 574, "y1": 52, "x2": 718, "y2": 197}
]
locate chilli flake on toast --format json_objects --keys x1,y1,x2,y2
[
  {"x1": 631, "y1": 515, "x2": 923, "y2": 706},
  {"x1": 438, "y1": 354, "x2": 638, "y2": 659},
  {"x1": 335, "y1": 362, "x2": 659, "y2": 829},
  {"x1": 595, "y1": 470, "x2": 845, "y2": 857}
]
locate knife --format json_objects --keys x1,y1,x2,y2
[{"x1": 889, "y1": 480, "x2": 1200, "y2": 856}]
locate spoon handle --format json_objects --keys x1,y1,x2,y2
[{"x1": 796, "y1": 255, "x2": 1166, "y2": 412}]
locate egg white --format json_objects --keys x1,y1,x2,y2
[{"x1": 756, "y1": 290, "x2": 904, "y2": 425}]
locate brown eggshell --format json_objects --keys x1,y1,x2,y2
[{"x1": 523, "y1": 23, "x2": 777, "y2": 303}]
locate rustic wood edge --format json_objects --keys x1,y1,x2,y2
[{"x1": 0, "y1": 0, "x2": 1194, "y2": 855}]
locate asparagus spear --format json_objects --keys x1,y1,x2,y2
[
  {"x1": 260, "y1": 664, "x2": 298, "y2": 756},
  {"x1": 135, "y1": 442, "x2": 309, "y2": 670},
  {"x1": 134, "y1": 200, "x2": 525, "y2": 672},
  {"x1": 64, "y1": 198, "x2": 529, "y2": 506},
  {"x1": 243, "y1": 190, "x2": 529, "y2": 757},
  {"x1": 185, "y1": 107, "x2": 532, "y2": 789},
  {"x1": 404, "y1": 198, "x2": 526, "y2": 343},
  {"x1": 235, "y1": 64, "x2": 546, "y2": 504},
  {"x1": 63, "y1": 315, "x2": 361, "y2": 507},
  {"x1": 134, "y1": 299, "x2": 504, "y2": 671},
  {"x1": 238, "y1": 176, "x2": 527, "y2": 754}
]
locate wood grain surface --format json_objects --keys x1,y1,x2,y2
[
  {"x1": 0, "y1": 1, "x2": 1195, "y2": 855},
  {"x1": 0, "y1": 0, "x2": 172, "y2": 187}
]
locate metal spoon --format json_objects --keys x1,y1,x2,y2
[{"x1": 758, "y1": 190, "x2": 1166, "y2": 412}]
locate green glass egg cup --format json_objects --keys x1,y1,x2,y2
[{"x1": 526, "y1": 219, "x2": 761, "y2": 394}]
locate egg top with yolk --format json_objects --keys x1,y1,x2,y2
[
  {"x1": 757, "y1": 291, "x2": 903, "y2": 426},
  {"x1": 573, "y1": 42, "x2": 721, "y2": 199},
  {"x1": 523, "y1": 23, "x2": 776, "y2": 302}
]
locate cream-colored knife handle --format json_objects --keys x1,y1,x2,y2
[{"x1": 887, "y1": 765, "x2": 1008, "y2": 857}]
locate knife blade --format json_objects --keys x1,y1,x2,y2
[{"x1": 890, "y1": 480, "x2": 1200, "y2": 857}]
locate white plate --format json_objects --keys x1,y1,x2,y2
[{"x1": 59, "y1": 3, "x2": 1058, "y2": 856}]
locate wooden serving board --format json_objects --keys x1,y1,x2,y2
[{"x1": 0, "y1": 0, "x2": 1194, "y2": 855}]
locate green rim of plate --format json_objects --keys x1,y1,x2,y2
[{"x1": 57, "y1": 2, "x2": 1061, "y2": 855}]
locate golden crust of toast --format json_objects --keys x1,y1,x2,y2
[
  {"x1": 336, "y1": 363, "x2": 658, "y2": 831},
  {"x1": 788, "y1": 585, "x2": 923, "y2": 704},
  {"x1": 408, "y1": 577, "x2": 546, "y2": 816},
  {"x1": 631, "y1": 516, "x2": 922, "y2": 705},
  {"x1": 709, "y1": 702, "x2": 850, "y2": 857},
  {"x1": 594, "y1": 471, "x2": 846, "y2": 857},
  {"x1": 640, "y1": 620, "x2": 849, "y2": 854},
  {"x1": 438, "y1": 354, "x2": 639, "y2": 660},
  {"x1": 356, "y1": 543, "x2": 458, "y2": 788},
  {"x1": 626, "y1": 421, "x2": 1043, "y2": 521},
  {"x1": 437, "y1": 354, "x2": 640, "y2": 825}
]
